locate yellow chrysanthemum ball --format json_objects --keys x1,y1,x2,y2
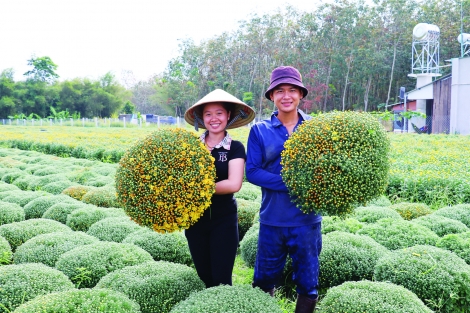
[
  {"x1": 115, "y1": 128, "x2": 216, "y2": 233},
  {"x1": 281, "y1": 111, "x2": 390, "y2": 216}
]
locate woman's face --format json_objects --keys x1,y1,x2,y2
[{"x1": 202, "y1": 102, "x2": 230, "y2": 134}]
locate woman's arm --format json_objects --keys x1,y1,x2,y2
[{"x1": 214, "y1": 158, "x2": 245, "y2": 195}]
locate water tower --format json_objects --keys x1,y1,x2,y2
[
  {"x1": 458, "y1": 33, "x2": 470, "y2": 57},
  {"x1": 408, "y1": 23, "x2": 442, "y2": 130}
]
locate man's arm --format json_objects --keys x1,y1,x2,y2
[{"x1": 245, "y1": 126, "x2": 289, "y2": 192}]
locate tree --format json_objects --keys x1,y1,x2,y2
[{"x1": 23, "y1": 56, "x2": 59, "y2": 83}]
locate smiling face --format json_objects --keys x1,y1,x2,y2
[
  {"x1": 270, "y1": 84, "x2": 303, "y2": 115},
  {"x1": 202, "y1": 102, "x2": 230, "y2": 134}
]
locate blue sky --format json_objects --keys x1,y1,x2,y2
[{"x1": 0, "y1": 0, "x2": 322, "y2": 84}]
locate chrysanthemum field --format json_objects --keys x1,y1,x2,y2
[{"x1": 0, "y1": 125, "x2": 470, "y2": 313}]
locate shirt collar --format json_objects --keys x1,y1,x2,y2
[
  {"x1": 271, "y1": 109, "x2": 311, "y2": 127},
  {"x1": 200, "y1": 131, "x2": 232, "y2": 150}
]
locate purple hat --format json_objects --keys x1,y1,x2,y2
[{"x1": 264, "y1": 66, "x2": 308, "y2": 101}]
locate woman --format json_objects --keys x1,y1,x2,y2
[{"x1": 183, "y1": 89, "x2": 255, "y2": 288}]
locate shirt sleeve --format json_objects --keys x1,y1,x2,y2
[
  {"x1": 245, "y1": 125, "x2": 289, "y2": 192},
  {"x1": 229, "y1": 140, "x2": 246, "y2": 161}
]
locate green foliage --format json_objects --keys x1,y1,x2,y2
[
  {"x1": 86, "y1": 216, "x2": 142, "y2": 242},
  {"x1": 237, "y1": 198, "x2": 260, "y2": 241},
  {"x1": 281, "y1": 111, "x2": 390, "y2": 216},
  {"x1": 0, "y1": 169, "x2": 24, "y2": 184},
  {"x1": 434, "y1": 204, "x2": 470, "y2": 227},
  {"x1": 55, "y1": 241, "x2": 153, "y2": 288},
  {"x1": 97, "y1": 260, "x2": 205, "y2": 313},
  {"x1": 0, "y1": 201, "x2": 25, "y2": 225},
  {"x1": 42, "y1": 202, "x2": 88, "y2": 224},
  {"x1": 0, "y1": 263, "x2": 74, "y2": 313},
  {"x1": 66, "y1": 206, "x2": 127, "y2": 231},
  {"x1": 412, "y1": 214, "x2": 469, "y2": 237},
  {"x1": 122, "y1": 100, "x2": 136, "y2": 114},
  {"x1": 169, "y1": 284, "x2": 283, "y2": 313},
  {"x1": 321, "y1": 216, "x2": 363, "y2": 234},
  {"x1": 319, "y1": 231, "x2": 389, "y2": 288},
  {"x1": 23, "y1": 56, "x2": 59, "y2": 82},
  {"x1": 42, "y1": 180, "x2": 76, "y2": 194},
  {"x1": 318, "y1": 280, "x2": 433, "y2": 313},
  {"x1": 2, "y1": 190, "x2": 47, "y2": 207},
  {"x1": 0, "y1": 218, "x2": 72, "y2": 251},
  {"x1": 13, "y1": 231, "x2": 99, "y2": 267},
  {"x1": 366, "y1": 195, "x2": 392, "y2": 207},
  {"x1": 123, "y1": 228, "x2": 192, "y2": 265},
  {"x1": 0, "y1": 182, "x2": 19, "y2": 192},
  {"x1": 61, "y1": 185, "x2": 94, "y2": 200},
  {"x1": 23, "y1": 194, "x2": 74, "y2": 219},
  {"x1": 352, "y1": 205, "x2": 403, "y2": 223},
  {"x1": 240, "y1": 222, "x2": 259, "y2": 268},
  {"x1": 373, "y1": 245, "x2": 470, "y2": 313},
  {"x1": 13, "y1": 288, "x2": 141, "y2": 313},
  {"x1": 11, "y1": 175, "x2": 38, "y2": 190},
  {"x1": 389, "y1": 202, "x2": 433, "y2": 220},
  {"x1": 0, "y1": 236, "x2": 12, "y2": 265},
  {"x1": 81, "y1": 186, "x2": 120, "y2": 207},
  {"x1": 357, "y1": 218, "x2": 439, "y2": 250},
  {"x1": 31, "y1": 166, "x2": 63, "y2": 176},
  {"x1": 236, "y1": 182, "x2": 261, "y2": 201},
  {"x1": 116, "y1": 128, "x2": 216, "y2": 233},
  {"x1": 436, "y1": 231, "x2": 470, "y2": 265},
  {"x1": 27, "y1": 173, "x2": 70, "y2": 190}
]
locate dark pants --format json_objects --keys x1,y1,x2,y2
[
  {"x1": 185, "y1": 212, "x2": 239, "y2": 288},
  {"x1": 253, "y1": 222, "x2": 322, "y2": 298}
]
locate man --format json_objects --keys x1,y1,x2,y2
[{"x1": 246, "y1": 66, "x2": 322, "y2": 313}]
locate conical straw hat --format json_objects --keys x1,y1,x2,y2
[{"x1": 184, "y1": 89, "x2": 256, "y2": 130}]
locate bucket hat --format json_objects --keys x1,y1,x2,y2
[
  {"x1": 184, "y1": 89, "x2": 256, "y2": 130},
  {"x1": 264, "y1": 66, "x2": 308, "y2": 101}
]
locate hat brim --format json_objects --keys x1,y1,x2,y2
[
  {"x1": 264, "y1": 79, "x2": 309, "y2": 101},
  {"x1": 184, "y1": 89, "x2": 256, "y2": 130}
]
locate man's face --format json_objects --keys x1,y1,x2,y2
[{"x1": 270, "y1": 84, "x2": 303, "y2": 114}]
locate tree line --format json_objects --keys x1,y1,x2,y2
[{"x1": 1, "y1": 0, "x2": 469, "y2": 119}]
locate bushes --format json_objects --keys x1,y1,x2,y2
[
  {"x1": 236, "y1": 182, "x2": 261, "y2": 201},
  {"x1": 42, "y1": 180, "x2": 76, "y2": 194},
  {"x1": 319, "y1": 231, "x2": 389, "y2": 288},
  {"x1": 240, "y1": 222, "x2": 259, "y2": 268},
  {"x1": 62, "y1": 185, "x2": 94, "y2": 200},
  {"x1": 123, "y1": 228, "x2": 192, "y2": 265},
  {"x1": 55, "y1": 241, "x2": 153, "y2": 288},
  {"x1": 357, "y1": 218, "x2": 439, "y2": 250},
  {"x1": 434, "y1": 204, "x2": 470, "y2": 227},
  {"x1": 42, "y1": 202, "x2": 88, "y2": 224},
  {"x1": 81, "y1": 186, "x2": 120, "y2": 208},
  {"x1": 0, "y1": 201, "x2": 25, "y2": 225},
  {"x1": 66, "y1": 206, "x2": 127, "y2": 231},
  {"x1": 169, "y1": 284, "x2": 283, "y2": 313},
  {"x1": 353, "y1": 205, "x2": 403, "y2": 223},
  {"x1": 23, "y1": 194, "x2": 75, "y2": 219},
  {"x1": 374, "y1": 245, "x2": 470, "y2": 313},
  {"x1": 0, "y1": 218, "x2": 72, "y2": 251},
  {"x1": 87, "y1": 216, "x2": 142, "y2": 242},
  {"x1": 321, "y1": 216, "x2": 363, "y2": 234},
  {"x1": 0, "y1": 182, "x2": 19, "y2": 192},
  {"x1": 412, "y1": 214, "x2": 469, "y2": 237},
  {"x1": 0, "y1": 236, "x2": 12, "y2": 265},
  {"x1": 0, "y1": 263, "x2": 75, "y2": 313},
  {"x1": 389, "y1": 202, "x2": 433, "y2": 220},
  {"x1": 13, "y1": 231, "x2": 99, "y2": 267},
  {"x1": 436, "y1": 231, "x2": 470, "y2": 264},
  {"x1": 318, "y1": 280, "x2": 433, "y2": 313},
  {"x1": 2, "y1": 190, "x2": 49, "y2": 207},
  {"x1": 13, "y1": 288, "x2": 141, "y2": 313},
  {"x1": 366, "y1": 195, "x2": 392, "y2": 207},
  {"x1": 237, "y1": 198, "x2": 259, "y2": 240},
  {"x1": 97, "y1": 260, "x2": 205, "y2": 313},
  {"x1": 27, "y1": 173, "x2": 70, "y2": 191}
]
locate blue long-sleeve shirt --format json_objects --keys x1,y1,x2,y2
[{"x1": 246, "y1": 110, "x2": 322, "y2": 227}]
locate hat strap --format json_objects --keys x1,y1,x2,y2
[
  {"x1": 225, "y1": 109, "x2": 248, "y2": 129},
  {"x1": 193, "y1": 111, "x2": 205, "y2": 131}
]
